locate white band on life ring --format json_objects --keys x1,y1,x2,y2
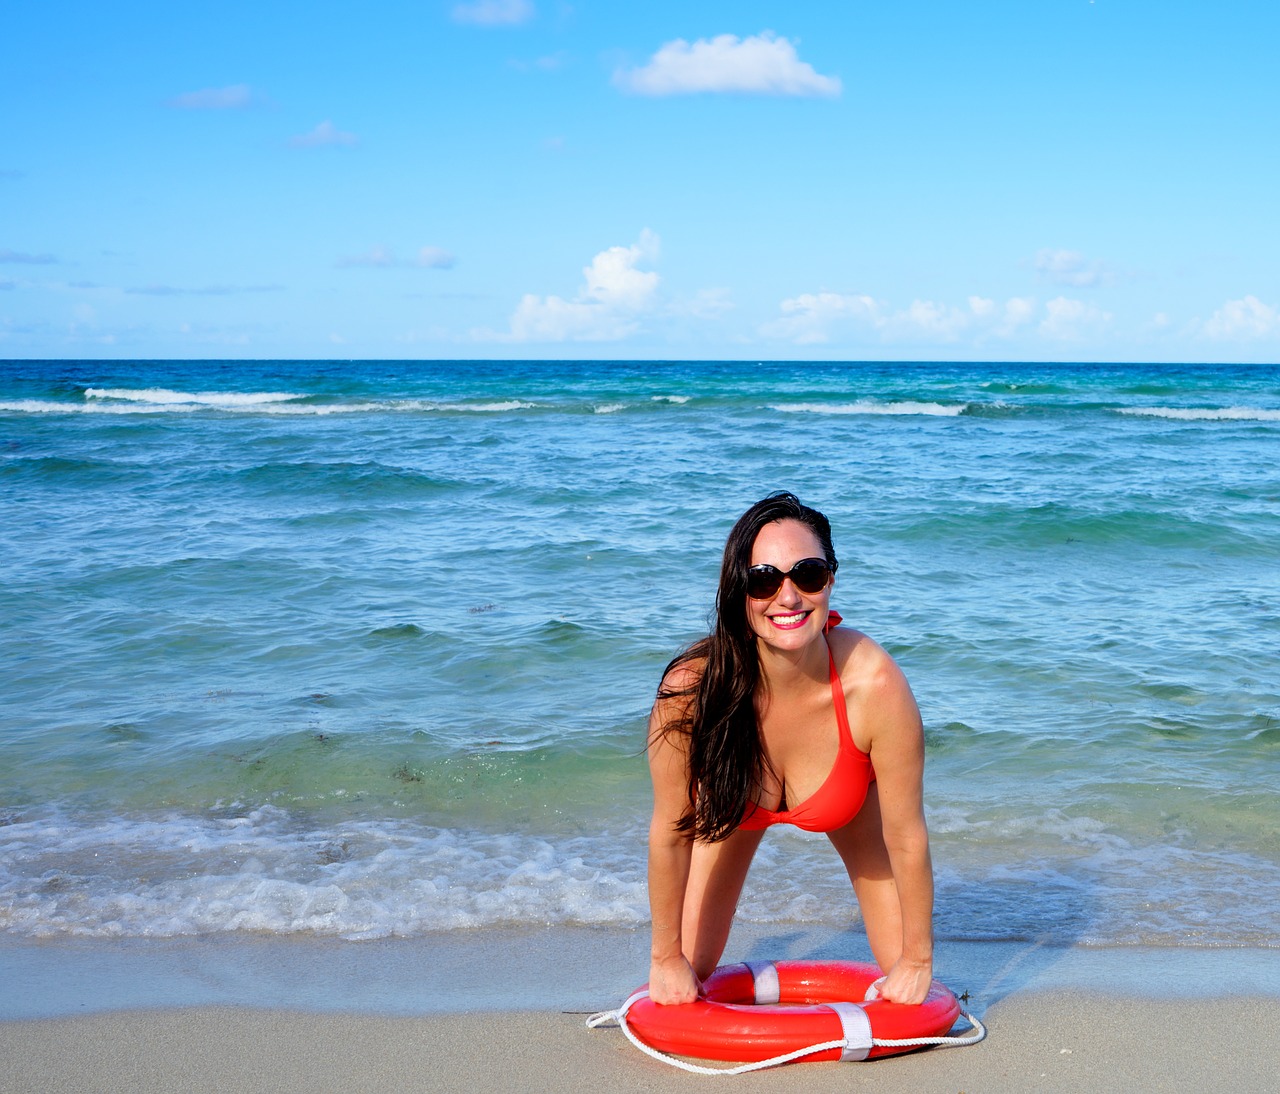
[
  {"x1": 743, "y1": 961, "x2": 780, "y2": 1005},
  {"x1": 826, "y1": 1002, "x2": 873, "y2": 1062}
]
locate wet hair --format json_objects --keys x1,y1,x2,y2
[{"x1": 655, "y1": 492, "x2": 838, "y2": 842}]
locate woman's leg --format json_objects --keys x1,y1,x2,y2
[
  {"x1": 826, "y1": 782, "x2": 904, "y2": 971},
  {"x1": 681, "y1": 827, "x2": 766, "y2": 978}
]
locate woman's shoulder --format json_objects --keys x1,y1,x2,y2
[
  {"x1": 826, "y1": 619, "x2": 911, "y2": 695},
  {"x1": 826, "y1": 620, "x2": 922, "y2": 753},
  {"x1": 658, "y1": 651, "x2": 706, "y2": 697},
  {"x1": 650, "y1": 651, "x2": 705, "y2": 754}
]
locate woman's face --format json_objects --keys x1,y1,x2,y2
[{"x1": 745, "y1": 519, "x2": 833, "y2": 652}]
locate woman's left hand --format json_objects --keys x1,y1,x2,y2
[{"x1": 877, "y1": 957, "x2": 934, "y2": 1005}]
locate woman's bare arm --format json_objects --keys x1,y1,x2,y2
[
  {"x1": 862, "y1": 647, "x2": 934, "y2": 1005},
  {"x1": 645, "y1": 670, "x2": 703, "y2": 1004}
]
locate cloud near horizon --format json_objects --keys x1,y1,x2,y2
[
  {"x1": 288, "y1": 121, "x2": 358, "y2": 148},
  {"x1": 614, "y1": 32, "x2": 841, "y2": 97},
  {"x1": 486, "y1": 231, "x2": 661, "y2": 342},
  {"x1": 1038, "y1": 296, "x2": 1111, "y2": 340},
  {"x1": 451, "y1": 0, "x2": 533, "y2": 26},
  {"x1": 763, "y1": 292, "x2": 1041, "y2": 345},
  {"x1": 1201, "y1": 295, "x2": 1278, "y2": 340}
]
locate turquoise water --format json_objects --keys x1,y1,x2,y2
[{"x1": 1, "y1": 360, "x2": 1277, "y2": 945}]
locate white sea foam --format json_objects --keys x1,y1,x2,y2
[
  {"x1": 449, "y1": 400, "x2": 537, "y2": 412},
  {"x1": 251, "y1": 401, "x2": 386, "y2": 415},
  {"x1": 1115, "y1": 405, "x2": 1280, "y2": 422},
  {"x1": 85, "y1": 388, "x2": 302, "y2": 407},
  {"x1": 402, "y1": 399, "x2": 537, "y2": 413},
  {"x1": 769, "y1": 400, "x2": 966, "y2": 416},
  {"x1": 1, "y1": 398, "x2": 200, "y2": 415},
  {"x1": 4, "y1": 804, "x2": 1277, "y2": 945},
  {"x1": 1, "y1": 396, "x2": 535, "y2": 416},
  {"x1": 0, "y1": 400, "x2": 93, "y2": 414},
  {"x1": 0, "y1": 808, "x2": 649, "y2": 939}
]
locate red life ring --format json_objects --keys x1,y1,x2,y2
[{"x1": 624, "y1": 960, "x2": 963, "y2": 1063}]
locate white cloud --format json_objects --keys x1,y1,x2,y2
[
  {"x1": 890, "y1": 299, "x2": 973, "y2": 341},
  {"x1": 581, "y1": 231, "x2": 660, "y2": 307},
  {"x1": 168, "y1": 84, "x2": 256, "y2": 110},
  {"x1": 452, "y1": 0, "x2": 534, "y2": 26},
  {"x1": 1033, "y1": 248, "x2": 1112, "y2": 288},
  {"x1": 761, "y1": 292, "x2": 881, "y2": 344},
  {"x1": 614, "y1": 32, "x2": 841, "y2": 97},
  {"x1": 972, "y1": 296, "x2": 1036, "y2": 337},
  {"x1": 416, "y1": 246, "x2": 457, "y2": 269},
  {"x1": 1003, "y1": 297, "x2": 1036, "y2": 330},
  {"x1": 337, "y1": 245, "x2": 456, "y2": 270},
  {"x1": 764, "y1": 292, "x2": 1041, "y2": 345},
  {"x1": 1038, "y1": 296, "x2": 1111, "y2": 340},
  {"x1": 289, "y1": 121, "x2": 358, "y2": 148},
  {"x1": 1202, "y1": 295, "x2": 1278, "y2": 340},
  {"x1": 488, "y1": 231, "x2": 661, "y2": 343}
]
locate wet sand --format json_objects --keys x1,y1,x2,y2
[{"x1": 3, "y1": 929, "x2": 1278, "y2": 1092}]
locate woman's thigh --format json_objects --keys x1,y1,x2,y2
[{"x1": 682, "y1": 826, "x2": 765, "y2": 978}]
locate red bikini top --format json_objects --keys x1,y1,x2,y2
[{"x1": 738, "y1": 611, "x2": 875, "y2": 833}]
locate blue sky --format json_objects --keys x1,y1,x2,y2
[{"x1": 3, "y1": 0, "x2": 1278, "y2": 361}]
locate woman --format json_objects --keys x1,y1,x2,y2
[{"x1": 647, "y1": 492, "x2": 934, "y2": 1006}]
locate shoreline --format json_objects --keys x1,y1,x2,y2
[{"x1": 4, "y1": 925, "x2": 1278, "y2": 1021}]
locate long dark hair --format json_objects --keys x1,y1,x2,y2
[{"x1": 656, "y1": 492, "x2": 838, "y2": 843}]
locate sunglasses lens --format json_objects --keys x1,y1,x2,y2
[
  {"x1": 747, "y1": 566, "x2": 783, "y2": 599},
  {"x1": 746, "y1": 559, "x2": 830, "y2": 599},
  {"x1": 791, "y1": 559, "x2": 831, "y2": 593}
]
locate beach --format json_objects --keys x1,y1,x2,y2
[
  {"x1": 2, "y1": 997, "x2": 1277, "y2": 1094},
  {"x1": 2, "y1": 359, "x2": 1278, "y2": 1090},
  {"x1": 3, "y1": 930, "x2": 1279, "y2": 1092},
  {"x1": 8, "y1": 0, "x2": 1280, "y2": 1078}
]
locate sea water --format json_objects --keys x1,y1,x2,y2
[{"x1": 1, "y1": 360, "x2": 1277, "y2": 950}]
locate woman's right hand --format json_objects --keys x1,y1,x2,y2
[{"x1": 648, "y1": 953, "x2": 703, "y2": 1005}]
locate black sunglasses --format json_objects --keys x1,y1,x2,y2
[{"x1": 746, "y1": 557, "x2": 836, "y2": 600}]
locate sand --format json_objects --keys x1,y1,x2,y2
[
  {"x1": 2, "y1": 930, "x2": 1278, "y2": 1093},
  {"x1": 2, "y1": 996, "x2": 1279, "y2": 1093}
]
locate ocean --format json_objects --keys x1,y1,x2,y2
[{"x1": 1, "y1": 359, "x2": 1278, "y2": 954}]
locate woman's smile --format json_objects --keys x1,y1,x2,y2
[{"x1": 766, "y1": 609, "x2": 811, "y2": 629}]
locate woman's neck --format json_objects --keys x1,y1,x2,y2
[{"x1": 756, "y1": 634, "x2": 829, "y2": 693}]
